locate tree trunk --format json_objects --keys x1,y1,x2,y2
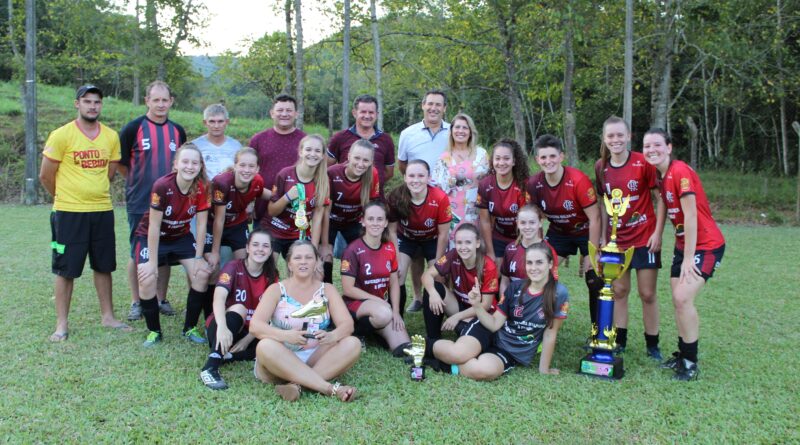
[
  {"x1": 776, "y1": 0, "x2": 789, "y2": 175},
  {"x1": 283, "y1": 0, "x2": 294, "y2": 94},
  {"x1": 23, "y1": 0, "x2": 37, "y2": 205},
  {"x1": 687, "y1": 116, "x2": 698, "y2": 170},
  {"x1": 791, "y1": 121, "x2": 799, "y2": 221},
  {"x1": 623, "y1": 0, "x2": 633, "y2": 135},
  {"x1": 370, "y1": 0, "x2": 384, "y2": 130},
  {"x1": 561, "y1": 1, "x2": 578, "y2": 166},
  {"x1": 492, "y1": 0, "x2": 526, "y2": 150},
  {"x1": 132, "y1": 0, "x2": 141, "y2": 105},
  {"x1": 650, "y1": 0, "x2": 675, "y2": 129},
  {"x1": 7, "y1": 0, "x2": 20, "y2": 60},
  {"x1": 294, "y1": 0, "x2": 305, "y2": 129},
  {"x1": 341, "y1": 0, "x2": 351, "y2": 130},
  {"x1": 328, "y1": 98, "x2": 335, "y2": 138}
]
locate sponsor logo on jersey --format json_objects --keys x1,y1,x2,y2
[
  {"x1": 486, "y1": 277, "x2": 498, "y2": 292},
  {"x1": 151, "y1": 192, "x2": 160, "y2": 206},
  {"x1": 219, "y1": 273, "x2": 231, "y2": 285},
  {"x1": 587, "y1": 188, "x2": 596, "y2": 201},
  {"x1": 559, "y1": 301, "x2": 569, "y2": 315},
  {"x1": 436, "y1": 255, "x2": 448, "y2": 266},
  {"x1": 341, "y1": 259, "x2": 351, "y2": 272},
  {"x1": 445, "y1": 206, "x2": 452, "y2": 218},
  {"x1": 214, "y1": 189, "x2": 224, "y2": 202},
  {"x1": 680, "y1": 177, "x2": 691, "y2": 192}
]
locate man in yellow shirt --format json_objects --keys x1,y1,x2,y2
[{"x1": 39, "y1": 85, "x2": 131, "y2": 341}]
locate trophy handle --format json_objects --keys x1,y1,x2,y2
[
  {"x1": 587, "y1": 242, "x2": 600, "y2": 276},
  {"x1": 619, "y1": 246, "x2": 635, "y2": 277}
]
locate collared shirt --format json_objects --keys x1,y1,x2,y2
[
  {"x1": 327, "y1": 125, "x2": 395, "y2": 188},
  {"x1": 398, "y1": 120, "x2": 450, "y2": 171}
]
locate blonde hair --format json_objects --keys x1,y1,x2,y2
[
  {"x1": 447, "y1": 113, "x2": 477, "y2": 159},
  {"x1": 172, "y1": 143, "x2": 208, "y2": 196},
  {"x1": 297, "y1": 134, "x2": 329, "y2": 208}
]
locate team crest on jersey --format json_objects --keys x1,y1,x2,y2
[
  {"x1": 214, "y1": 189, "x2": 224, "y2": 202},
  {"x1": 627, "y1": 180, "x2": 639, "y2": 192},
  {"x1": 513, "y1": 305, "x2": 524, "y2": 317},
  {"x1": 219, "y1": 273, "x2": 231, "y2": 285},
  {"x1": 386, "y1": 260, "x2": 392, "y2": 271},
  {"x1": 169, "y1": 141, "x2": 177, "y2": 151},
  {"x1": 436, "y1": 255, "x2": 448, "y2": 266},
  {"x1": 341, "y1": 259, "x2": 351, "y2": 272},
  {"x1": 424, "y1": 218, "x2": 435, "y2": 228},
  {"x1": 680, "y1": 178, "x2": 691, "y2": 192},
  {"x1": 563, "y1": 200, "x2": 574, "y2": 211},
  {"x1": 150, "y1": 192, "x2": 160, "y2": 206},
  {"x1": 510, "y1": 203, "x2": 519, "y2": 213},
  {"x1": 666, "y1": 191, "x2": 674, "y2": 203}
]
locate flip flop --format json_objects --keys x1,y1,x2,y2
[{"x1": 49, "y1": 332, "x2": 68, "y2": 342}]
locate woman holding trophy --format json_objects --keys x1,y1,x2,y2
[
  {"x1": 250, "y1": 240, "x2": 361, "y2": 402},
  {"x1": 642, "y1": 128, "x2": 725, "y2": 382}
]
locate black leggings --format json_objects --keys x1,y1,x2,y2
[
  {"x1": 206, "y1": 311, "x2": 258, "y2": 361},
  {"x1": 422, "y1": 281, "x2": 461, "y2": 340}
]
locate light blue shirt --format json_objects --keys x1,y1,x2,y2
[
  {"x1": 191, "y1": 135, "x2": 242, "y2": 180},
  {"x1": 398, "y1": 120, "x2": 450, "y2": 171}
]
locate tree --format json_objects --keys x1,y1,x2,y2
[
  {"x1": 561, "y1": 0, "x2": 577, "y2": 166},
  {"x1": 623, "y1": 0, "x2": 633, "y2": 133},
  {"x1": 370, "y1": 0, "x2": 384, "y2": 129},
  {"x1": 23, "y1": 0, "x2": 36, "y2": 205},
  {"x1": 294, "y1": 0, "x2": 305, "y2": 129},
  {"x1": 341, "y1": 0, "x2": 351, "y2": 129},
  {"x1": 283, "y1": 0, "x2": 294, "y2": 94}
]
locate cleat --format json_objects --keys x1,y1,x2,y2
[
  {"x1": 200, "y1": 369, "x2": 228, "y2": 390},
  {"x1": 290, "y1": 297, "x2": 328, "y2": 319},
  {"x1": 159, "y1": 300, "x2": 176, "y2": 316},
  {"x1": 660, "y1": 351, "x2": 682, "y2": 370},
  {"x1": 183, "y1": 327, "x2": 206, "y2": 344},
  {"x1": 646, "y1": 346, "x2": 663, "y2": 361},
  {"x1": 127, "y1": 302, "x2": 142, "y2": 321},
  {"x1": 143, "y1": 331, "x2": 162, "y2": 347},
  {"x1": 406, "y1": 300, "x2": 424, "y2": 313},
  {"x1": 673, "y1": 358, "x2": 699, "y2": 381}
]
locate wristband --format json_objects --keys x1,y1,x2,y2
[
  {"x1": 194, "y1": 256, "x2": 203, "y2": 259},
  {"x1": 285, "y1": 193, "x2": 292, "y2": 202}
]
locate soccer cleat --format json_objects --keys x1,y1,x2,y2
[
  {"x1": 143, "y1": 331, "x2": 162, "y2": 347},
  {"x1": 673, "y1": 358, "x2": 699, "y2": 381},
  {"x1": 200, "y1": 369, "x2": 228, "y2": 390},
  {"x1": 159, "y1": 300, "x2": 176, "y2": 316},
  {"x1": 183, "y1": 327, "x2": 206, "y2": 344},
  {"x1": 406, "y1": 300, "x2": 424, "y2": 313},
  {"x1": 660, "y1": 351, "x2": 682, "y2": 370},
  {"x1": 646, "y1": 346, "x2": 663, "y2": 361},
  {"x1": 127, "y1": 302, "x2": 142, "y2": 321}
]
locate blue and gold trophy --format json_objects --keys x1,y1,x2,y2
[{"x1": 579, "y1": 188, "x2": 634, "y2": 380}]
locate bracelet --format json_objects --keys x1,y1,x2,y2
[
  {"x1": 285, "y1": 193, "x2": 292, "y2": 202},
  {"x1": 194, "y1": 256, "x2": 203, "y2": 259}
]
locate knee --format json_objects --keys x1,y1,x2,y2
[
  {"x1": 639, "y1": 289, "x2": 657, "y2": 305},
  {"x1": 339, "y1": 336, "x2": 362, "y2": 358},
  {"x1": 612, "y1": 282, "x2": 630, "y2": 299},
  {"x1": 460, "y1": 362, "x2": 498, "y2": 381},
  {"x1": 672, "y1": 293, "x2": 693, "y2": 312},
  {"x1": 191, "y1": 270, "x2": 210, "y2": 289},
  {"x1": 371, "y1": 304, "x2": 393, "y2": 327},
  {"x1": 255, "y1": 338, "x2": 282, "y2": 362}
]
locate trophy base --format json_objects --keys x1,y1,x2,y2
[
  {"x1": 578, "y1": 354, "x2": 624, "y2": 380},
  {"x1": 410, "y1": 365, "x2": 425, "y2": 381}
]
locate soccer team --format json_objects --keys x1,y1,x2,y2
[{"x1": 40, "y1": 82, "x2": 725, "y2": 401}]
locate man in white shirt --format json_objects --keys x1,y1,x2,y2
[{"x1": 191, "y1": 104, "x2": 242, "y2": 180}]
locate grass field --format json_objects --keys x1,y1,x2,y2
[{"x1": 0, "y1": 204, "x2": 798, "y2": 443}]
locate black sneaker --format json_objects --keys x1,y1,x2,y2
[
  {"x1": 673, "y1": 358, "x2": 699, "y2": 381},
  {"x1": 200, "y1": 368, "x2": 228, "y2": 390},
  {"x1": 646, "y1": 346, "x2": 663, "y2": 361},
  {"x1": 660, "y1": 351, "x2": 681, "y2": 370}
]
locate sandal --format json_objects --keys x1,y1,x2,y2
[
  {"x1": 331, "y1": 382, "x2": 357, "y2": 402},
  {"x1": 49, "y1": 331, "x2": 68, "y2": 342},
  {"x1": 275, "y1": 383, "x2": 302, "y2": 402}
]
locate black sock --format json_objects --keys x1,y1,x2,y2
[
  {"x1": 424, "y1": 337, "x2": 436, "y2": 358},
  {"x1": 423, "y1": 357, "x2": 449, "y2": 372},
  {"x1": 202, "y1": 288, "x2": 214, "y2": 321},
  {"x1": 677, "y1": 337, "x2": 685, "y2": 358},
  {"x1": 203, "y1": 352, "x2": 223, "y2": 371},
  {"x1": 616, "y1": 327, "x2": 628, "y2": 347},
  {"x1": 323, "y1": 261, "x2": 333, "y2": 284},
  {"x1": 354, "y1": 316, "x2": 374, "y2": 337},
  {"x1": 585, "y1": 270, "x2": 602, "y2": 325},
  {"x1": 141, "y1": 298, "x2": 161, "y2": 333},
  {"x1": 392, "y1": 343, "x2": 411, "y2": 358},
  {"x1": 680, "y1": 340, "x2": 698, "y2": 363},
  {"x1": 645, "y1": 333, "x2": 660, "y2": 348},
  {"x1": 184, "y1": 288, "x2": 207, "y2": 333},
  {"x1": 399, "y1": 285, "x2": 407, "y2": 319},
  {"x1": 422, "y1": 283, "x2": 446, "y2": 340}
]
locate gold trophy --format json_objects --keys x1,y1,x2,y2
[
  {"x1": 579, "y1": 188, "x2": 634, "y2": 379},
  {"x1": 403, "y1": 335, "x2": 426, "y2": 381},
  {"x1": 292, "y1": 184, "x2": 310, "y2": 240},
  {"x1": 291, "y1": 295, "x2": 329, "y2": 338}
]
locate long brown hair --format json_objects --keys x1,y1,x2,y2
[
  {"x1": 172, "y1": 143, "x2": 208, "y2": 196},
  {"x1": 246, "y1": 229, "x2": 279, "y2": 283},
  {"x1": 387, "y1": 159, "x2": 430, "y2": 220},
  {"x1": 518, "y1": 242, "x2": 558, "y2": 327},
  {"x1": 297, "y1": 134, "x2": 329, "y2": 208},
  {"x1": 490, "y1": 138, "x2": 529, "y2": 187},
  {"x1": 361, "y1": 200, "x2": 391, "y2": 244},
  {"x1": 347, "y1": 139, "x2": 376, "y2": 209},
  {"x1": 453, "y1": 223, "x2": 486, "y2": 289},
  {"x1": 596, "y1": 116, "x2": 630, "y2": 192}
]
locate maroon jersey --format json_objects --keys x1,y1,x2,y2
[
  {"x1": 434, "y1": 250, "x2": 499, "y2": 304},
  {"x1": 215, "y1": 259, "x2": 274, "y2": 326},
  {"x1": 248, "y1": 128, "x2": 306, "y2": 221},
  {"x1": 526, "y1": 166, "x2": 597, "y2": 236},
  {"x1": 594, "y1": 151, "x2": 658, "y2": 249},
  {"x1": 475, "y1": 175, "x2": 528, "y2": 242},
  {"x1": 500, "y1": 240, "x2": 560, "y2": 282},
  {"x1": 211, "y1": 171, "x2": 265, "y2": 227},
  {"x1": 340, "y1": 238, "x2": 398, "y2": 302},
  {"x1": 659, "y1": 160, "x2": 725, "y2": 251},
  {"x1": 328, "y1": 163, "x2": 381, "y2": 228},
  {"x1": 263, "y1": 166, "x2": 329, "y2": 240},
  {"x1": 135, "y1": 172, "x2": 210, "y2": 240},
  {"x1": 388, "y1": 185, "x2": 452, "y2": 240},
  {"x1": 327, "y1": 127, "x2": 396, "y2": 191}
]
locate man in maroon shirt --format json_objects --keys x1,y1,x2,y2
[{"x1": 248, "y1": 94, "x2": 306, "y2": 227}]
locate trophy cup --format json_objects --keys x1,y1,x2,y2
[
  {"x1": 292, "y1": 184, "x2": 310, "y2": 240},
  {"x1": 403, "y1": 335, "x2": 426, "y2": 381},
  {"x1": 291, "y1": 295, "x2": 329, "y2": 338},
  {"x1": 579, "y1": 188, "x2": 634, "y2": 380}
]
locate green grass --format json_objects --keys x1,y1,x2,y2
[{"x1": 1, "y1": 204, "x2": 798, "y2": 443}]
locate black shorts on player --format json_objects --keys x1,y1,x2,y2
[
  {"x1": 204, "y1": 221, "x2": 249, "y2": 254},
  {"x1": 328, "y1": 224, "x2": 362, "y2": 250},
  {"x1": 131, "y1": 233, "x2": 196, "y2": 266},
  {"x1": 629, "y1": 246, "x2": 662, "y2": 270},
  {"x1": 492, "y1": 238, "x2": 511, "y2": 259},
  {"x1": 270, "y1": 236, "x2": 296, "y2": 259},
  {"x1": 50, "y1": 210, "x2": 116, "y2": 278},
  {"x1": 483, "y1": 344, "x2": 519, "y2": 374},
  {"x1": 455, "y1": 318, "x2": 493, "y2": 352},
  {"x1": 397, "y1": 234, "x2": 438, "y2": 261},
  {"x1": 545, "y1": 231, "x2": 589, "y2": 258},
  {"x1": 670, "y1": 245, "x2": 725, "y2": 281}
]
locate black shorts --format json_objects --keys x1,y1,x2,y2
[
  {"x1": 484, "y1": 344, "x2": 519, "y2": 374},
  {"x1": 455, "y1": 318, "x2": 493, "y2": 352},
  {"x1": 50, "y1": 210, "x2": 116, "y2": 278},
  {"x1": 204, "y1": 221, "x2": 249, "y2": 253},
  {"x1": 671, "y1": 245, "x2": 725, "y2": 281},
  {"x1": 629, "y1": 246, "x2": 662, "y2": 270},
  {"x1": 397, "y1": 234, "x2": 438, "y2": 261},
  {"x1": 492, "y1": 237, "x2": 512, "y2": 259},
  {"x1": 131, "y1": 233, "x2": 196, "y2": 266},
  {"x1": 270, "y1": 236, "x2": 298, "y2": 259},
  {"x1": 545, "y1": 230, "x2": 588, "y2": 258},
  {"x1": 127, "y1": 212, "x2": 145, "y2": 245},
  {"x1": 329, "y1": 224, "x2": 362, "y2": 248}
]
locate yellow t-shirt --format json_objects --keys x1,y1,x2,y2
[{"x1": 43, "y1": 121, "x2": 121, "y2": 212}]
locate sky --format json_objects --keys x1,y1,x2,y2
[{"x1": 115, "y1": 0, "x2": 337, "y2": 56}]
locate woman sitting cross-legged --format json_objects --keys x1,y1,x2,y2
[{"x1": 249, "y1": 240, "x2": 361, "y2": 402}]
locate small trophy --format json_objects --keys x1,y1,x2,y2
[
  {"x1": 403, "y1": 335, "x2": 426, "y2": 381},
  {"x1": 291, "y1": 294, "x2": 328, "y2": 338},
  {"x1": 292, "y1": 184, "x2": 310, "y2": 240},
  {"x1": 579, "y1": 189, "x2": 634, "y2": 380}
]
